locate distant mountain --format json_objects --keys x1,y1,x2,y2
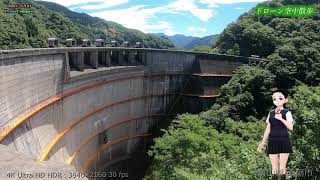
[
  {"x1": 153, "y1": 33, "x2": 219, "y2": 49},
  {"x1": 185, "y1": 35, "x2": 219, "y2": 49},
  {"x1": 168, "y1": 34, "x2": 198, "y2": 49},
  {"x1": 0, "y1": 0, "x2": 174, "y2": 49}
]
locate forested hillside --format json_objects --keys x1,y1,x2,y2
[
  {"x1": 145, "y1": 1, "x2": 320, "y2": 179},
  {"x1": 184, "y1": 34, "x2": 219, "y2": 49},
  {"x1": 0, "y1": 0, "x2": 174, "y2": 49},
  {"x1": 153, "y1": 33, "x2": 219, "y2": 49}
]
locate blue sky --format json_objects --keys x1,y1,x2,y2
[{"x1": 41, "y1": 0, "x2": 269, "y2": 37}]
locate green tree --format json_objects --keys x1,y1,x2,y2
[
  {"x1": 288, "y1": 85, "x2": 320, "y2": 178},
  {"x1": 146, "y1": 2, "x2": 320, "y2": 179},
  {"x1": 192, "y1": 45, "x2": 212, "y2": 53},
  {"x1": 216, "y1": 65, "x2": 276, "y2": 120},
  {"x1": 145, "y1": 114, "x2": 270, "y2": 180},
  {"x1": 0, "y1": 0, "x2": 174, "y2": 49}
]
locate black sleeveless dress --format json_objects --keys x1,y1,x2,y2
[{"x1": 267, "y1": 109, "x2": 293, "y2": 154}]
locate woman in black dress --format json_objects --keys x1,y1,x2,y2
[{"x1": 257, "y1": 89, "x2": 294, "y2": 180}]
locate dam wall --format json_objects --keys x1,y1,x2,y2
[{"x1": 0, "y1": 48, "x2": 260, "y2": 175}]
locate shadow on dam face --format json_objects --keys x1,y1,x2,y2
[
  {"x1": 0, "y1": 48, "x2": 263, "y2": 179},
  {"x1": 87, "y1": 113, "x2": 180, "y2": 180},
  {"x1": 95, "y1": 136, "x2": 154, "y2": 180}
]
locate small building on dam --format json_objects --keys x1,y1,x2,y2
[{"x1": 0, "y1": 47, "x2": 261, "y2": 179}]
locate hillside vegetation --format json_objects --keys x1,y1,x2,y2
[
  {"x1": 153, "y1": 33, "x2": 219, "y2": 49},
  {"x1": 185, "y1": 34, "x2": 219, "y2": 49},
  {"x1": 145, "y1": 1, "x2": 320, "y2": 179},
  {"x1": 0, "y1": 0, "x2": 174, "y2": 49}
]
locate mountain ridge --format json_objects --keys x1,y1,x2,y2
[
  {"x1": 36, "y1": 1, "x2": 175, "y2": 48},
  {"x1": 0, "y1": 0, "x2": 174, "y2": 49},
  {"x1": 153, "y1": 33, "x2": 219, "y2": 49}
]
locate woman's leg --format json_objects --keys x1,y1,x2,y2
[
  {"x1": 279, "y1": 153, "x2": 289, "y2": 174},
  {"x1": 269, "y1": 154, "x2": 279, "y2": 176}
]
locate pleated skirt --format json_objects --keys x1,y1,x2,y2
[{"x1": 267, "y1": 136, "x2": 293, "y2": 154}]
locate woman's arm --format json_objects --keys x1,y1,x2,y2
[
  {"x1": 261, "y1": 122, "x2": 270, "y2": 145},
  {"x1": 257, "y1": 122, "x2": 270, "y2": 153}
]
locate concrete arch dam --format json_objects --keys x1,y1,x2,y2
[{"x1": 0, "y1": 48, "x2": 260, "y2": 178}]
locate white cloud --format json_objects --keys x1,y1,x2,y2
[
  {"x1": 145, "y1": 21, "x2": 173, "y2": 31},
  {"x1": 79, "y1": 0, "x2": 129, "y2": 10},
  {"x1": 187, "y1": 26, "x2": 207, "y2": 32},
  {"x1": 187, "y1": 26, "x2": 207, "y2": 36},
  {"x1": 167, "y1": 0, "x2": 214, "y2": 21},
  {"x1": 190, "y1": 8, "x2": 214, "y2": 21},
  {"x1": 89, "y1": 0, "x2": 216, "y2": 34},
  {"x1": 199, "y1": 0, "x2": 266, "y2": 7},
  {"x1": 235, "y1": 7, "x2": 245, "y2": 10},
  {"x1": 90, "y1": 6, "x2": 174, "y2": 34},
  {"x1": 43, "y1": 0, "x2": 216, "y2": 36},
  {"x1": 38, "y1": 0, "x2": 103, "y2": 7},
  {"x1": 164, "y1": 29, "x2": 177, "y2": 36}
]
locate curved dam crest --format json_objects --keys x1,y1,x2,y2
[{"x1": 0, "y1": 47, "x2": 262, "y2": 178}]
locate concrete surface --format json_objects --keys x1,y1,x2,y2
[
  {"x1": 0, "y1": 144, "x2": 88, "y2": 180},
  {"x1": 0, "y1": 48, "x2": 261, "y2": 178}
]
